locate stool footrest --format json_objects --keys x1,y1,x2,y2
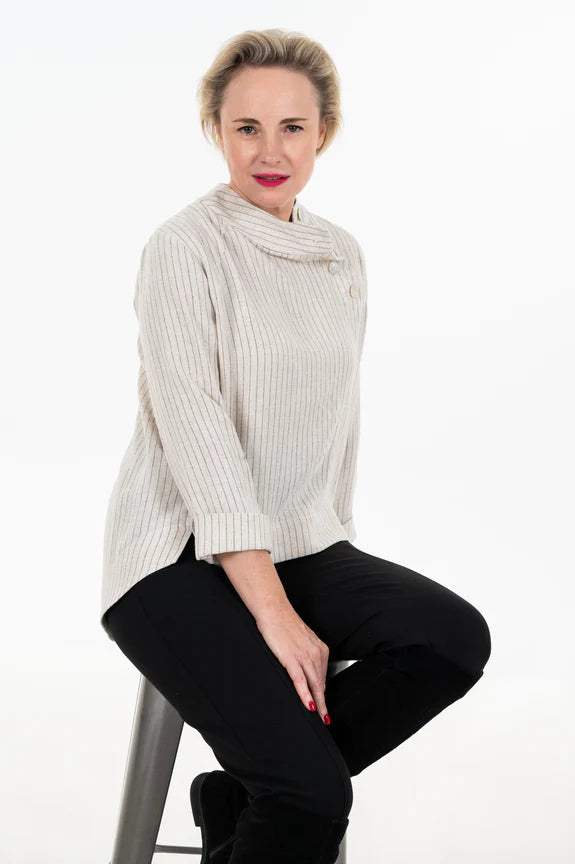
[{"x1": 154, "y1": 843, "x2": 203, "y2": 855}]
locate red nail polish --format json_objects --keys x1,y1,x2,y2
[
  {"x1": 309, "y1": 701, "x2": 316, "y2": 711},
  {"x1": 324, "y1": 713, "x2": 331, "y2": 725}
]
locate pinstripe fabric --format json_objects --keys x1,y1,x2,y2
[{"x1": 101, "y1": 182, "x2": 367, "y2": 640}]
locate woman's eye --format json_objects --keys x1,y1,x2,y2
[{"x1": 237, "y1": 125, "x2": 303, "y2": 135}]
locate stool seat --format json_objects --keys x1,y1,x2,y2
[{"x1": 108, "y1": 658, "x2": 349, "y2": 863}]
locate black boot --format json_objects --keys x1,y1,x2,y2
[
  {"x1": 190, "y1": 770, "x2": 250, "y2": 863},
  {"x1": 228, "y1": 794, "x2": 349, "y2": 864}
]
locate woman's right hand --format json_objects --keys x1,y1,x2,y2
[{"x1": 255, "y1": 604, "x2": 331, "y2": 724}]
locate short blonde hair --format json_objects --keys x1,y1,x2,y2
[{"x1": 196, "y1": 28, "x2": 343, "y2": 157}]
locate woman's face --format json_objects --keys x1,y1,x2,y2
[{"x1": 215, "y1": 65, "x2": 327, "y2": 222}]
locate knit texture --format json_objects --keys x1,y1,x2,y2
[{"x1": 101, "y1": 182, "x2": 367, "y2": 640}]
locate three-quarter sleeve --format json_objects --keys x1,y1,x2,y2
[{"x1": 135, "y1": 227, "x2": 273, "y2": 563}]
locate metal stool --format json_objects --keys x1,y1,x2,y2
[{"x1": 108, "y1": 659, "x2": 349, "y2": 863}]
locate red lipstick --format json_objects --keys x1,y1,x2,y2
[{"x1": 253, "y1": 174, "x2": 289, "y2": 187}]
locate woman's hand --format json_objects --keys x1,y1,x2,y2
[{"x1": 255, "y1": 604, "x2": 331, "y2": 724}]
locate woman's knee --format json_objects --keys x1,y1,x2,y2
[
  {"x1": 437, "y1": 593, "x2": 492, "y2": 677},
  {"x1": 311, "y1": 750, "x2": 353, "y2": 819},
  {"x1": 265, "y1": 740, "x2": 353, "y2": 821},
  {"x1": 468, "y1": 603, "x2": 491, "y2": 672}
]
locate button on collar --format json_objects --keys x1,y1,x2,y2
[{"x1": 328, "y1": 261, "x2": 340, "y2": 275}]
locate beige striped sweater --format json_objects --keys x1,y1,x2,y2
[{"x1": 101, "y1": 182, "x2": 367, "y2": 640}]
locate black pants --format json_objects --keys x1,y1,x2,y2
[{"x1": 105, "y1": 536, "x2": 491, "y2": 822}]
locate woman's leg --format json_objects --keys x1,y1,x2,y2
[
  {"x1": 275, "y1": 541, "x2": 492, "y2": 778},
  {"x1": 105, "y1": 535, "x2": 353, "y2": 862}
]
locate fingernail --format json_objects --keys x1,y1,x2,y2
[
  {"x1": 309, "y1": 701, "x2": 316, "y2": 711},
  {"x1": 324, "y1": 713, "x2": 331, "y2": 725}
]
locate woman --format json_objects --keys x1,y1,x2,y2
[{"x1": 101, "y1": 28, "x2": 491, "y2": 864}]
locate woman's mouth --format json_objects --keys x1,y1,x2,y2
[{"x1": 253, "y1": 175, "x2": 289, "y2": 187}]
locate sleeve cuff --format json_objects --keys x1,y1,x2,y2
[{"x1": 193, "y1": 512, "x2": 274, "y2": 565}]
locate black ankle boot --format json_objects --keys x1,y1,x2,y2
[
  {"x1": 229, "y1": 794, "x2": 349, "y2": 864},
  {"x1": 190, "y1": 770, "x2": 250, "y2": 863}
]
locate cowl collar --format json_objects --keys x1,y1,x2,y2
[{"x1": 200, "y1": 182, "x2": 344, "y2": 263}]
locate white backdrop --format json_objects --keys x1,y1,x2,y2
[{"x1": 1, "y1": 2, "x2": 573, "y2": 862}]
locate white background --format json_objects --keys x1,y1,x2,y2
[{"x1": 1, "y1": 2, "x2": 573, "y2": 862}]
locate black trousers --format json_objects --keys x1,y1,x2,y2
[{"x1": 105, "y1": 536, "x2": 491, "y2": 822}]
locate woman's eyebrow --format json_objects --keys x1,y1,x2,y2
[{"x1": 232, "y1": 117, "x2": 309, "y2": 124}]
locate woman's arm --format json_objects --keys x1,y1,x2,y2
[
  {"x1": 136, "y1": 227, "x2": 274, "y2": 564},
  {"x1": 215, "y1": 549, "x2": 290, "y2": 622},
  {"x1": 216, "y1": 548, "x2": 332, "y2": 725}
]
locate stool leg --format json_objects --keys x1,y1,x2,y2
[{"x1": 110, "y1": 674, "x2": 184, "y2": 864}]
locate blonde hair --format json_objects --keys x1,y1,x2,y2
[{"x1": 196, "y1": 28, "x2": 343, "y2": 158}]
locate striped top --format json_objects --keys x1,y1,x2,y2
[{"x1": 100, "y1": 182, "x2": 368, "y2": 640}]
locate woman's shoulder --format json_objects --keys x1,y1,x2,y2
[{"x1": 143, "y1": 189, "x2": 220, "y2": 259}]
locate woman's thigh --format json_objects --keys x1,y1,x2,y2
[
  {"x1": 104, "y1": 542, "x2": 353, "y2": 818},
  {"x1": 276, "y1": 541, "x2": 491, "y2": 677}
]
